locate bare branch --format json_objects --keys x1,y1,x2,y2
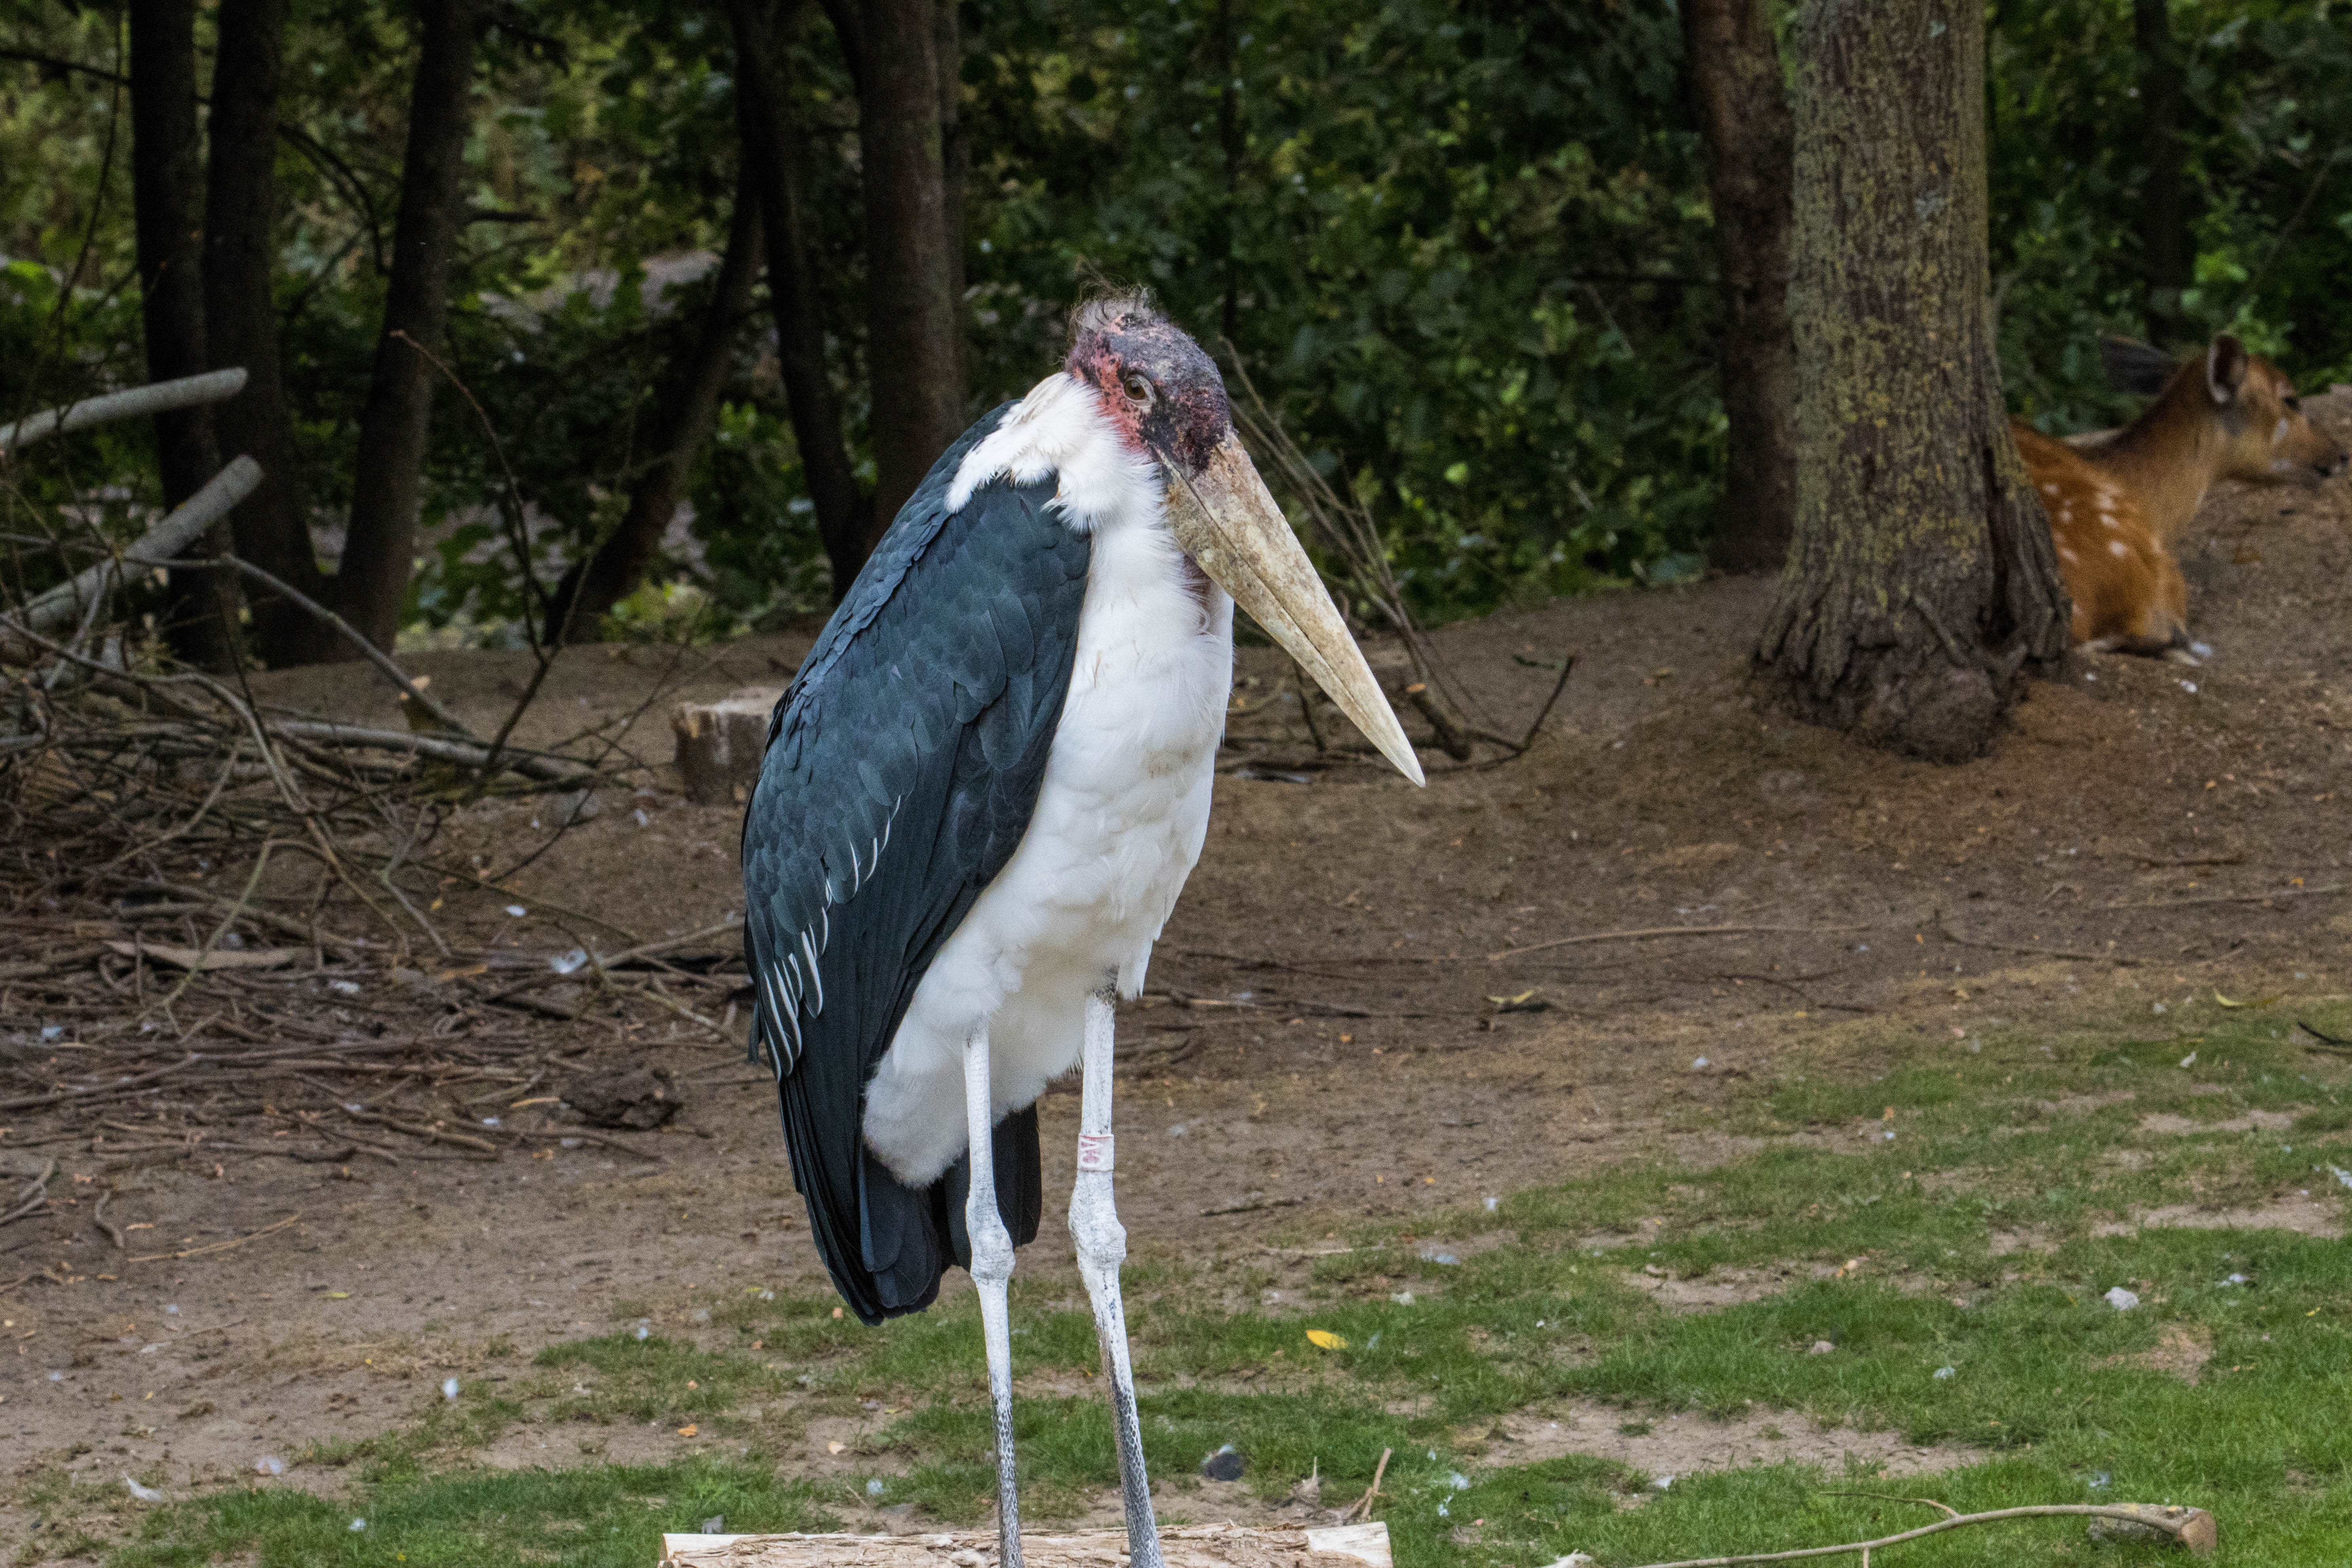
[
  {"x1": 1621, "y1": 1502, "x2": 2217, "y2": 1567},
  {"x1": 166, "y1": 551, "x2": 477, "y2": 740},
  {"x1": 5, "y1": 456, "x2": 262, "y2": 637},
  {"x1": 0, "y1": 368, "x2": 247, "y2": 455}
]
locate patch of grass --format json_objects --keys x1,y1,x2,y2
[
  {"x1": 109, "y1": 1460, "x2": 838, "y2": 1568},
  {"x1": 80, "y1": 1005, "x2": 2352, "y2": 1566}
]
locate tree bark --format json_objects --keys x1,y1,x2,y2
[
  {"x1": 1683, "y1": 0, "x2": 1799, "y2": 576},
  {"x1": 204, "y1": 0, "x2": 339, "y2": 668},
  {"x1": 333, "y1": 0, "x2": 478, "y2": 654},
  {"x1": 129, "y1": 0, "x2": 238, "y2": 669},
  {"x1": 545, "y1": 192, "x2": 764, "y2": 637},
  {"x1": 821, "y1": 0, "x2": 966, "y2": 530},
  {"x1": 732, "y1": 0, "x2": 876, "y2": 589},
  {"x1": 1755, "y1": 0, "x2": 2069, "y2": 764},
  {"x1": 2133, "y1": 0, "x2": 2192, "y2": 340},
  {"x1": 1213, "y1": 0, "x2": 1243, "y2": 346},
  {"x1": 935, "y1": 0, "x2": 967, "y2": 398}
]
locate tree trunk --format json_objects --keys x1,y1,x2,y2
[
  {"x1": 822, "y1": 0, "x2": 966, "y2": 529},
  {"x1": 545, "y1": 193, "x2": 764, "y2": 637},
  {"x1": 935, "y1": 0, "x2": 967, "y2": 399},
  {"x1": 2133, "y1": 0, "x2": 2192, "y2": 340},
  {"x1": 1755, "y1": 0, "x2": 2069, "y2": 764},
  {"x1": 1683, "y1": 0, "x2": 1799, "y2": 576},
  {"x1": 333, "y1": 0, "x2": 477, "y2": 654},
  {"x1": 1213, "y1": 0, "x2": 1243, "y2": 346},
  {"x1": 733, "y1": 0, "x2": 875, "y2": 589},
  {"x1": 129, "y1": 0, "x2": 239, "y2": 669},
  {"x1": 204, "y1": 0, "x2": 339, "y2": 668}
]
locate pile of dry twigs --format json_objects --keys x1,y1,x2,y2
[{"x1": 1, "y1": 372, "x2": 753, "y2": 1219}]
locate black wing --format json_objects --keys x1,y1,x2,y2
[{"x1": 740, "y1": 404, "x2": 1092, "y2": 1324}]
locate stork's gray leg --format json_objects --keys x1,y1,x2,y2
[
  {"x1": 1070, "y1": 988, "x2": 1164, "y2": 1568},
  {"x1": 964, "y1": 1027, "x2": 1023, "y2": 1568}
]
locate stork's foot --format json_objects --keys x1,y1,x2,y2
[{"x1": 1072, "y1": 990, "x2": 1166, "y2": 1568}]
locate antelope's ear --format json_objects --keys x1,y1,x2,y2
[
  {"x1": 2097, "y1": 334, "x2": 2176, "y2": 398},
  {"x1": 2207, "y1": 335, "x2": 2250, "y2": 406}
]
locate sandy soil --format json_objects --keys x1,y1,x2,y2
[{"x1": 4, "y1": 390, "x2": 2350, "y2": 1530}]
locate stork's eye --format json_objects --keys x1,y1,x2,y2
[{"x1": 1122, "y1": 372, "x2": 1154, "y2": 405}]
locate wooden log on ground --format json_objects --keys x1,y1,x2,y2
[
  {"x1": 659, "y1": 1522, "x2": 1391, "y2": 1568},
  {"x1": 672, "y1": 686, "x2": 784, "y2": 805},
  {"x1": 5, "y1": 457, "x2": 263, "y2": 640},
  {"x1": 0, "y1": 368, "x2": 247, "y2": 454}
]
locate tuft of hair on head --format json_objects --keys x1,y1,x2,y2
[{"x1": 1068, "y1": 287, "x2": 1164, "y2": 346}]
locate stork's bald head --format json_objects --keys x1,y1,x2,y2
[{"x1": 1065, "y1": 293, "x2": 1230, "y2": 478}]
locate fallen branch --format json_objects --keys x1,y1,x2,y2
[
  {"x1": 92, "y1": 1186, "x2": 125, "y2": 1249},
  {"x1": 1484, "y1": 923, "x2": 1866, "y2": 963},
  {"x1": 593, "y1": 919, "x2": 746, "y2": 971},
  {"x1": 1337, "y1": 1447, "x2": 1392, "y2": 1524},
  {"x1": 1201, "y1": 1196, "x2": 1302, "y2": 1217},
  {"x1": 261, "y1": 720, "x2": 591, "y2": 784},
  {"x1": 0, "y1": 368, "x2": 247, "y2": 454},
  {"x1": 185, "y1": 553, "x2": 475, "y2": 738},
  {"x1": 507, "y1": 1127, "x2": 669, "y2": 1162},
  {"x1": 2107, "y1": 884, "x2": 2347, "y2": 911},
  {"x1": 2296, "y1": 1020, "x2": 2352, "y2": 1054},
  {"x1": 0, "y1": 1264, "x2": 68, "y2": 1294},
  {"x1": 0, "y1": 1054, "x2": 203, "y2": 1113},
  {"x1": 126, "y1": 1211, "x2": 300, "y2": 1264},
  {"x1": 7, "y1": 457, "x2": 263, "y2": 636},
  {"x1": 335, "y1": 1108, "x2": 500, "y2": 1156},
  {"x1": 0, "y1": 1159, "x2": 58, "y2": 1226},
  {"x1": 1402, "y1": 683, "x2": 1473, "y2": 761},
  {"x1": 1473, "y1": 651, "x2": 1579, "y2": 766},
  {"x1": 1618, "y1": 1501, "x2": 2216, "y2": 1566},
  {"x1": 1930, "y1": 911, "x2": 2140, "y2": 966}
]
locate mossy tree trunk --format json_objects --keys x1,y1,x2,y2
[{"x1": 1755, "y1": 0, "x2": 2069, "y2": 763}]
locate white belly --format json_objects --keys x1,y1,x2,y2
[{"x1": 860, "y1": 521, "x2": 1233, "y2": 1186}]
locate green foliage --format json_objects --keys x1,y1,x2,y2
[
  {"x1": 960, "y1": 0, "x2": 1723, "y2": 618},
  {"x1": 3, "y1": 0, "x2": 2350, "y2": 642},
  {"x1": 1992, "y1": 0, "x2": 2352, "y2": 430}
]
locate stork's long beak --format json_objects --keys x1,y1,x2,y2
[{"x1": 1163, "y1": 431, "x2": 1425, "y2": 785}]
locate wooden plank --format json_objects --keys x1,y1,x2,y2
[{"x1": 658, "y1": 1522, "x2": 1391, "y2": 1568}]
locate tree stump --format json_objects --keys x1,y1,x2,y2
[
  {"x1": 658, "y1": 1523, "x2": 1392, "y2": 1568},
  {"x1": 672, "y1": 687, "x2": 784, "y2": 805}
]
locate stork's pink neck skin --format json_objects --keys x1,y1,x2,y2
[{"x1": 1062, "y1": 294, "x2": 1230, "y2": 479}]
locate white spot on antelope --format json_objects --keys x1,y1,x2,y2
[
  {"x1": 2042, "y1": 483, "x2": 2060, "y2": 496},
  {"x1": 2108, "y1": 540, "x2": 2129, "y2": 557},
  {"x1": 2059, "y1": 546, "x2": 2080, "y2": 563}
]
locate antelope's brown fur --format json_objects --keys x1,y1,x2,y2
[{"x1": 2016, "y1": 335, "x2": 2346, "y2": 661}]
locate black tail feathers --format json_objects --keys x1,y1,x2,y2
[{"x1": 814, "y1": 1103, "x2": 1041, "y2": 1327}]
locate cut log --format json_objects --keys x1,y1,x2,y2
[
  {"x1": 658, "y1": 1523, "x2": 1391, "y2": 1568},
  {"x1": 672, "y1": 686, "x2": 784, "y2": 806}
]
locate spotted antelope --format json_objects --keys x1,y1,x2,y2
[{"x1": 2015, "y1": 333, "x2": 2345, "y2": 664}]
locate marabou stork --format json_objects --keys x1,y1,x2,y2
[{"x1": 741, "y1": 295, "x2": 1422, "y2": 1567}]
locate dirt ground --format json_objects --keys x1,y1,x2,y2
[{"x1": 4, "y1": 388, "x2": 2349, "y2": 1534}]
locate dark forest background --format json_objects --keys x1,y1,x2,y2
[{"x1": 4, "y1": 0, "x2": 2349, "y2": 663}]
